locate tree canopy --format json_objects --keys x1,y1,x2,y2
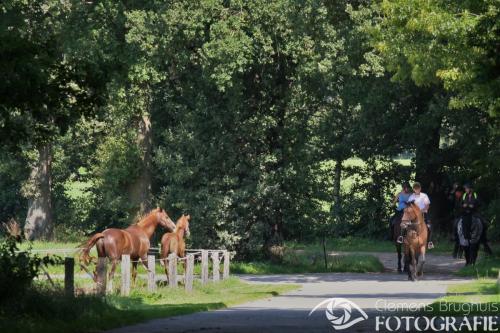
[{"x1": 0, "y1": 0, "x2": 498, "y2": 256}]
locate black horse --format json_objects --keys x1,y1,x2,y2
[{"x1": 455, "y1": 214, "x2": 485, "y2": 265}]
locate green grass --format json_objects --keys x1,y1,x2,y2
[
  {"x1": 18, "y1": 241, "x2": 81, "y2": 251},
  {"x1": 455, "y1": 255, "x2": 500, "y2": 278},
  {"x1": 0, "y1": 278, "x2": 298, "y2": 333},
  {"x1": 424, "y1": 279, "x2": 500, "y2": 316},
  {"x1": 286, "y1": 236, "x2": 457, "y2": 254},
  {"x1": 232, "y1": 254, "x2": 384, "y2": 274}
]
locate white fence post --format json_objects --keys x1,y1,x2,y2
[
  {"x1": 168, "y1": 253, "x2": 177, "y2": 288},
  {"x1": 201, "y1": 250, "x2": 209, "y2": 285},
  {"x1": 223, "y1": 250, "x2": 230, "y2": 279},
  {"x1": 185, "y1": 254, "x2": 194, "y2": 292},
  {"x1": 121, "y1": 255, "x2": 131, "y2": 296},
  {"x1": 212, "y1": 251, "x2": 220, "y2": 282},
  {"x1": 147, "y1": 255, "x2": 156, "y2": 292}
]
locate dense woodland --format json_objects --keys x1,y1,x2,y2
[{"x1": 1, "y1": 0, "x2": 498, "y2": 258}]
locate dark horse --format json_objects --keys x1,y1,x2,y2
[
  {"x1": 401, "y1": 202, "x2": 428, "y2": 281},
  {"x1": 80, "y1": 207, "x2": 176, "y2": 283},
  {"x1": 456, "y1": 214, "x2": 483, "y2": 265},
  {"x1": 393, "y1": 215, "x2": 405, "y2": 273}
]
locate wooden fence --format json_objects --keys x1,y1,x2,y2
[{"x1": 72, "y1": 249, "x2": 232, "y2": 296}]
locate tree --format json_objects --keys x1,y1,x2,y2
[
  {"x1": 373, "y1": 0, "x2": 499, "y2": 117},
  {"x1": 0, "y1": 1, "x2": 112, "y2": 239}
]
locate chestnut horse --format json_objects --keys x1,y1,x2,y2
[
  {"x1": 401, "y1": 202, "x2": 428, "y2": 281},
  {"x1": 160, "y1": 214, "x2": 190, "y2": 279},
  {"x1": 80, "y1": 207, "x2": 176, "y2": 283}
]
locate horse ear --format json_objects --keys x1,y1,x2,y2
[
  {"x1": 158, "y1": 207, "x2": 163, "y2": 212},
  {"x1": 186, "y1": 214, "x2": 191, "y2": 220}
]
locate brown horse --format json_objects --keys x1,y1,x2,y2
[
  {"x1": 80, "y1": 207, "x2": 176, "y2": 283},
  {"x1": 401, "y1": 202, "x2": 428, "y2": 281},
  {"x1": 160, "y1": 214, "x2": 190, "y2": 279}
]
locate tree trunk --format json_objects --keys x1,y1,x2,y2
[
  {"x1": 414, "y1": 97, "x2": 448, "y2": 232},
  {"x1": 128, "y1": 114, "x2": 152, "y2": 215},
  {"x1": 24, "y1": 144, "x2": 54, "y2": 241},
  {"x1": 332, "y1": 158, "x2": 342, "y2": 221}
]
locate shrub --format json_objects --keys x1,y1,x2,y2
[{"x1": 0, "y1": 235, "x2": 59, "y2": 305}]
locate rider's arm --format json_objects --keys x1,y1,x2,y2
[{"x1": 423, "y1": 194, "x2": 430, "y2": 213}]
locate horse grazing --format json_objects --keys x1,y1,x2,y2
[
  {"x1": 160, "y1": 214, "x2": 190, "y2": 279},
  {"x1": 401, "y1": 202, "x2": 428, "y2": 281},
  {"x1": 80, "y1": 207, "x2": 176, "y2": 283}
]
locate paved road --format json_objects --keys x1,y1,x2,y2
[
  {"x1": 329, "y1": 251, "x2": 466, "y2": 274},
  {"x1": 106, "y1": 271, "x2": 470, "y2": 333}
]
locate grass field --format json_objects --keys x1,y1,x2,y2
[
  {"x1": 455, "y1": 255, "x2": 500, "y2": 278},
  {"x1": 0, "y1": 278, "x2": 298, "y2": 333},
  {"x1": 425, "y1": 279, "x2": 500, "y2": 316},
  {"x1": 231, "y1": 253, "x2": 384, "y2": 274}
]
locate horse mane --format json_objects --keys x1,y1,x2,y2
[
  {"x1": 133, "y1": 209, "x2": 157, "y2": 226},
  {"x1": 175, "y1": 215, "x2": 189, "y2": 229}
]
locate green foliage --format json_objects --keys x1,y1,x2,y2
[
  {"x1": 372, "y1": 0, "x2": 500, "y2": 116},
  {"x1": 0, "y1": 0, "x2": 497, "y2": 253},
  {"x1": 0, "y1": 236, "x2": 60, "y2": 303}
]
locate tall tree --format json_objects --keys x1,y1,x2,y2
[{"x1": 0, "y1": 0, "x2": 110, "y2": 239}]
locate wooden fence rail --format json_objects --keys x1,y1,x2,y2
[{"x1": 60, "y1": 248, "x2": 230, "y2": 296}]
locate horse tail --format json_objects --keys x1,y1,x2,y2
[{"x1": 79, "y1": 233, "x2": 105, "y2": 265}]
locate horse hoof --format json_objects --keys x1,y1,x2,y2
[{"x1": 398, "y1": 269, "x2": 404, "y2": 274}]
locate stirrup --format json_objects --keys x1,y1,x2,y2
[
  {"x1": 428, "y1": 241, "x2": 434, "y2": 249},
  {"x1": 397, "y1": 236, "x2": 404, "y2": 244}
]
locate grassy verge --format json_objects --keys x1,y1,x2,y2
[
  {"x1": 424, "y1": 279, "x2": 500, "y2": 316},
  {"x1": 232, "y1": 254, "x2": 384, "y2": 274},
  {"x1": 455, "y1": 255, "x2": 500, "y2": 278},
  {"x1": 287, "y1": 236, "x2": 457, "y2": 254},
  {"x1": 0, "y1": 277, "x2": 298, "y2": 333}
]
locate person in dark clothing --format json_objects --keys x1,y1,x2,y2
[
  {"x1": 451, "y1": 184, "x2": 465, "y2": 258},
  {"x1": 461, "y1": 183, "x2": 493, "y2": 256}
]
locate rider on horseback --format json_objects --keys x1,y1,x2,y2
[
  {"x1": 397, "y1": 182, "x2": 434, "y2": 249},
  {"x1": 389, "y1": 182, "x2": 412, "y2": 239}
]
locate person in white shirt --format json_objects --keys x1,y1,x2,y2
[{"x1": 397, "y1": 182, "x2": 434, "y2": 249}]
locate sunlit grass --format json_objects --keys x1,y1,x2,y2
[
  {"x1": 424, "y1": 279, "x2": 500, "y2": 316},
  {"x1": 0, "y1": 278, "x2": 298, "y2": 333},
  {"x1": 232, "y1": 253, "x2": 384, "y2": 274}
]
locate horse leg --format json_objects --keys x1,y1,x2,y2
[
  {"x1": 396, "y1": 244, "x2": 403, "y2": 273},
  {"x1": 411, "y1": 256, "x2": 417, "y2": 281},
  {"x1": 108, "y1": 258, "x2": 118, "y2": 291},
  {"x1": 464, "y1": 245, "x2": 471, "y2": 265},
  {"x1": 132, "y1": 261, "x2": 138, "y2": 286},
  {"x1": 404, "y1": 253, "x2": 412, "y2": 281},
  {"x1": 140, "y1": 256, "x2": 150, "y2": 272},
  {"x1": 417, "y1": 248, "x2": 426, "y2": 278},
  {"x1": 470, "y1": 243, "x2": 479, "y2": 265}
]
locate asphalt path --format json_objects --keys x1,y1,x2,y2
[{"x1": 106, "y1": 267, "x2": 470, "y2": 333}]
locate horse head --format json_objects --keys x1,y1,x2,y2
[
  {"x1": 156, "y1": 207, "x2": 176, "y2": 232},
  {"x1": 177, "y1": 214, "x2": 191, "y2": 238},
  {"x1": 402, "y1": 201, "x2": 420, "y2": 223}
]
